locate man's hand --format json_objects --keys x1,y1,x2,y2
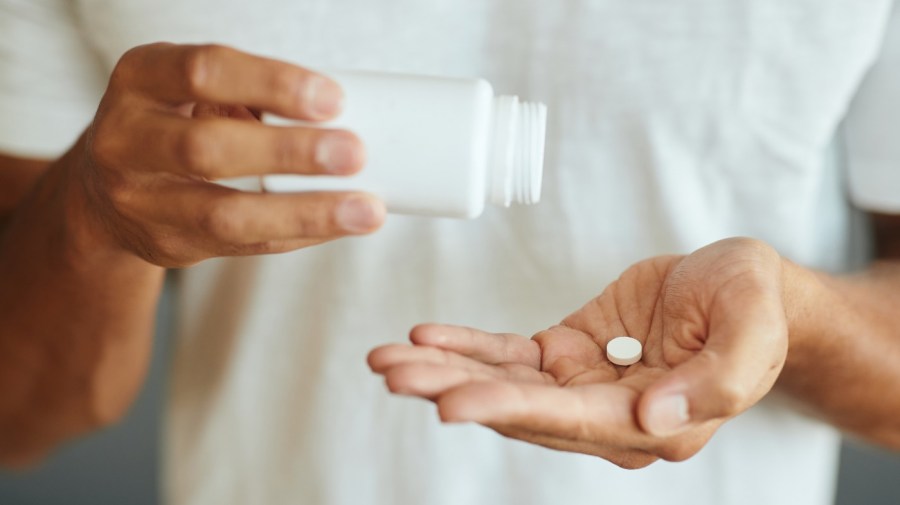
[
  {"x1": 0, "y1": 42, "x2": 387, "y2": 466},
  {"x1": 73, "y1": 42, "x2": 384, "y2": 267},
  {"x1": 369, "y1": 238, "x2": 788, "y2": 468}
]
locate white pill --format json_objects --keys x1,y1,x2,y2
[{"x1": 606, "y1": 336, "x2": 643, "y2": 366}]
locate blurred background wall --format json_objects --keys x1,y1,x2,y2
[{"x1": 1, "y1": 286, "x2": 899, "y2": 505}]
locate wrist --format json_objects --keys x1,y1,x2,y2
[
  {"x1": 781, "y1": 258, "x2": 819, "y2": 363},
  {"x1": 778, "y1": 257, "x2": 849, "y2": 390},
  {"x1": 774, "y1": 258, "x2": 818, "y2": 406}
]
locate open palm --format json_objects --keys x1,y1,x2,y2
[{"x1": 368, "y1": 238, "x2": 788, "y2": 468}]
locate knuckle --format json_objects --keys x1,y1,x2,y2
[
  {"x1": 109, "y1": 47, "x2": 141, "y2": 89},
  {"x1": 292, "y1": 205, "x2": 335, "y2": 237},
  {"x1": 530, "y1": 328, "x2": 557, "y2": 345},
  {"x1": 713, "y1": 378, "x2": 749, "y2": 417},
  {"x1": 727, "y1": 236, "x2": 772, "y2": 256},
  {"x1": 177, "y1": 127, "x2": 219, "y2": 176},
  {"x1": 108, "y1": 60, "x2": 130, "y2": 91},
  {"x1": 183, "y1": 44, "x2": 228, "y2": 96},
  {"x1": 437, "y1": 348, "x2": 456, "y2": 366},
  {"x1": 200, "y1": 198, "x2": 244, "y2": 241},
  {"x1": 274, "y1": 130, "x2": 312, "y2": 171},
  {"x1": 148, "y1": 235, "x2": 182, "y2": 265},
  {"x1": 127, "y1": 232, "x2": 186, "y2": 268},
  {"x1": 111, "y1": 43, "x2": 168, "y2": 90},
  {"x1": 89, "y1": 124, "x2": 124, "y2": 169},
  {"x1": 291, "y1": 218, "x2": 320, "y2": 238},
  {"x1": 104, "y1": 177, "x2": 136, "y2": 212},
  {"x1": 269, "y1": 67, "x2": 305, "y2": 110},
  {"x1": 408, "y1": 324, "x2": 433, "y2": 343}
]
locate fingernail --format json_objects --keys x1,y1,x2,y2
[
  {"x1": 646, "y1": 394, "x2": 690, "y2": 436},
  {"x1": 305, "y1": 75, "x2": 344, "y2": 119},
  {"x1": 336, "y1": 197, "x2": 385, "y2": 233},
  {"x1": 315, "y1": 133, "x2": 364, "y2": 174}
]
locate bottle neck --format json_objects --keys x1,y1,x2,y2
[{"x1": 488, "y1": 95, "x2": 547, "y2": 207}]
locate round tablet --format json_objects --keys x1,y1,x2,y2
[{"x1": 606, "y1": 336, "x2": 643, "y2": 366}]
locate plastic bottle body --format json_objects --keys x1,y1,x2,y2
[{"x1": 263, "y1": 70, "x2": 545, "y2": 219}]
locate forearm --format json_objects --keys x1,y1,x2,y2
[
  {"x1": 780, "y1": 258, "x2": 900, "y2": 448},
  {"x1": 0, "y1": 146, "x2": 164, "y2": 466}
]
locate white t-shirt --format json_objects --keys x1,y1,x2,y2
[{"x1": 2, "y1": 1, "x2": 899, "y2": 504}]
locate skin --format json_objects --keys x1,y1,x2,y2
[
  {"x1": 369, "y1": 234, "x2": 900, "y2": 469},
  {"x1": 3, "y1": 41, "x2": 899, "y2": 472},
  {"x1": 0, "y1": 43, "x2": 385, "y2": 467}
]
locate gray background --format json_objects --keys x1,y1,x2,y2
[{"x1": 1, "y1": 287, "x2": 899, "y2": 505}]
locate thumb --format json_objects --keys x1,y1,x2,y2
[{"x1": 637, "y1": 274, "x2": 788, "y2": 437}]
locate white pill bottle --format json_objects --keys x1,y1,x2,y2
[{"x1": 264, "y1": 70, "x2": 548, "y2": 219}]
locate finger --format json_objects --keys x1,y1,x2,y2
[
  {"x1": 531, "y1": 325, "x2": 608, "y2": 380},
  {"x1": 409, "y1": 324, "x2": 541, "y2": 368},
  {"x1": 233, "y1": 236, "x2": 337, "y2": 256},
  {"x1": 435, "y1": 369, "x2": 719, "y2": 465},
  {"x1": 118, "y1": 43, "x2": 342, "y2": 120},
  {"x1": 143, "y1": 183, "x2": 385, "y2": 247},
  {"x1": 639, "y1": 270, "x2": 787, "y2": 437},
  {"x1": 191, "y1": 103, "x2": 259, "y2": 120},
  {"x1": 385, "y1": 363, "x2": 493, "y2": 399},
  {"x1": 437, "y1": 382, "x2": 642, "y2": 447},
  {"x1": 368, "y1": 344, "x2": 498, "y2": 374},
  {"x1": 382, "y1": 362, "x2": 550, "y2": 400},
  {"x1": 129, "y1": 114, "x2": 364, "y2": 178},
  {"x1": 491, "y1": 425, "x2": 660, "y2": 469}
]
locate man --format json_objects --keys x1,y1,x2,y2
[{"x1": 1, "y1": 1, "x2": 897, "y2": 504}]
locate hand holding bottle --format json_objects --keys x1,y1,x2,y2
[
  {"x1": 68, "y1": 43, "x2": 385, "y2": 267},
  {"x1": 0, "y1": 43, "x2": 388, "y2": 463}
]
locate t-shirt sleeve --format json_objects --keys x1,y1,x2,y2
[
  {"x1": 0, "y1": 0, "x2": 107, "y2": 159},
  {"x1": 844, "y1": 3, "x2": 900, "y2": 213}
]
